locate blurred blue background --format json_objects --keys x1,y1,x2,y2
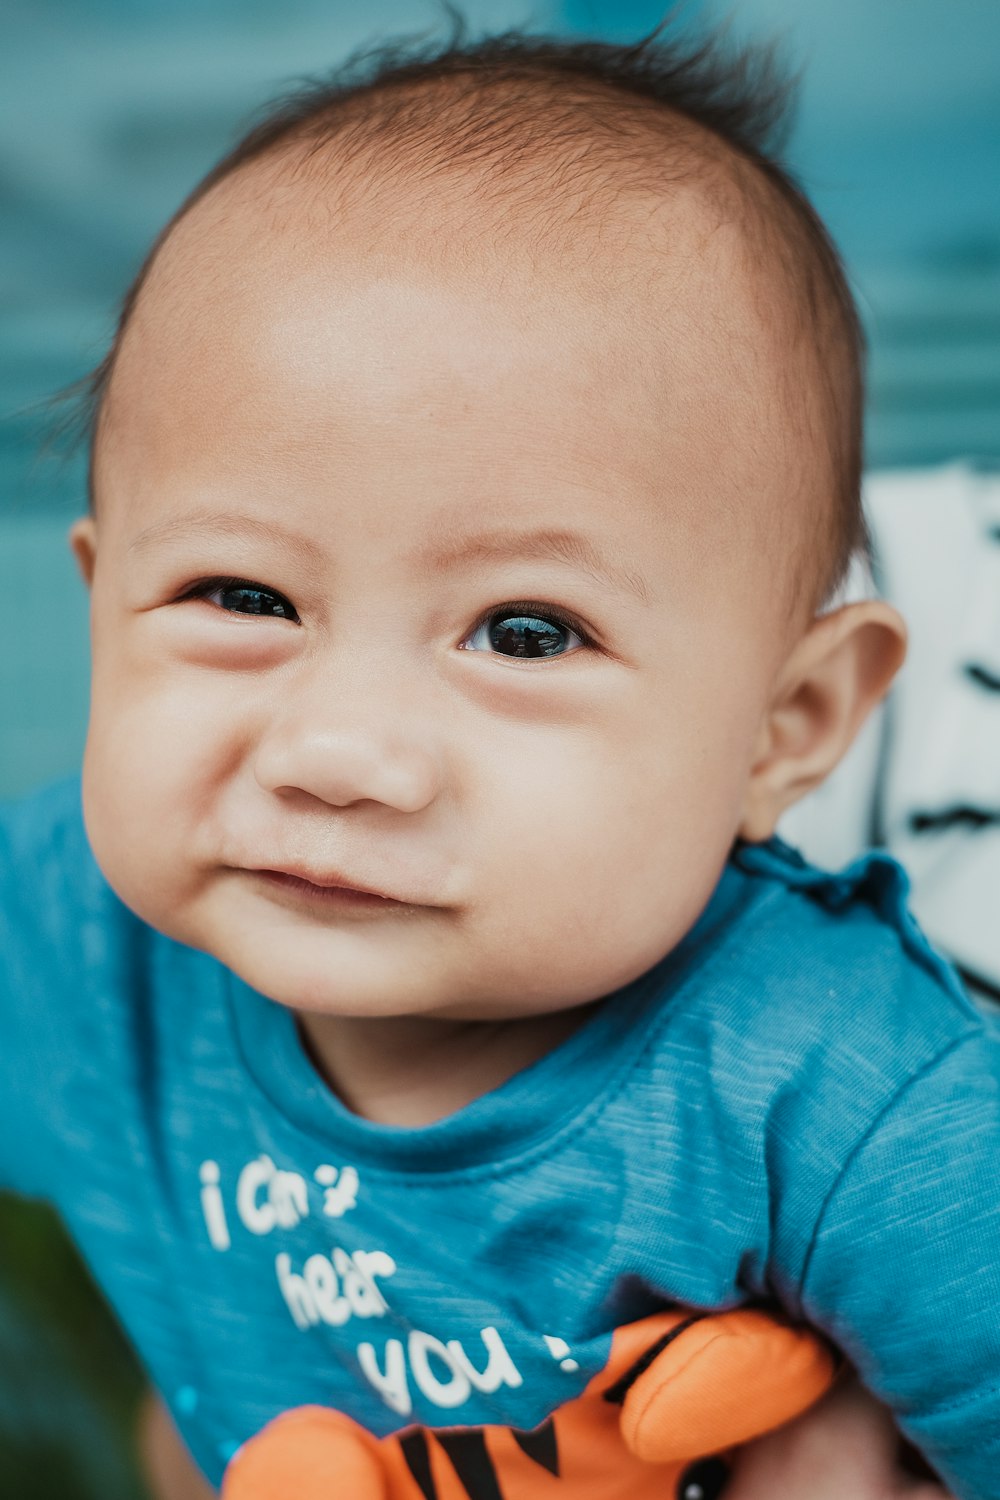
[{"x1": 1, "y1": 0, "x2": 998, "y2": 800}]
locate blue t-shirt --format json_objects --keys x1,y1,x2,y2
[{"x1": 2, "y1": 777, "x2": 1000, "y2": 1498}]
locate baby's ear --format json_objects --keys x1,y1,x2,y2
[
  {"x1": 738, "y1": 600, "x2": 906, "y2": 843},
  {"x1": 68, "y1": 516, "x2": 98, "y2": 589}
]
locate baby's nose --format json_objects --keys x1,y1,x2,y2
[{"x1": 251, "y1": 675, "x2": 443, "y2": 814}]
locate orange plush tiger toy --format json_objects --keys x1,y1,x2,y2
[{"x1": 222, "y1": 1307, "x2": 837, "y2": 1500}]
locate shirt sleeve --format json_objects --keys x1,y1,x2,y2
[{"x1": 799, "y1": 1026, "x2": 1000, "y2": 1500}]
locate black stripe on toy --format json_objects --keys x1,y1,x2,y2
[
  {"x1": 400, "y1": 1429, "x2": 437, "y2": 1500},
  {"x1": 436, "y1": 1429, "x2": 505, "y2": 1500},
  {"x1": 602, "y1": 1314, "x2": 707, "y2": 1405},
  {"x1": 511, "y1": 1417, "x2": 560, "y2": 1476}
]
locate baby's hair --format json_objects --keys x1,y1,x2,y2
[{"x1": 83, "y1": 11, "x2": 869, "y2": 602}]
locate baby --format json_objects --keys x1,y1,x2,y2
[{"x1": 2, "y1": 20, "x2": 997, "y2": 1500}]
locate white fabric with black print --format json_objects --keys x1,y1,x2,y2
[{"x1": 783, "y1": 462, "x2": 1000, "y2": 1008}]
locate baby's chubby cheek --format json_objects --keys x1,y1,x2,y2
[{"x1": 79, "y1": 640, "x2": 241, "y2": 929}]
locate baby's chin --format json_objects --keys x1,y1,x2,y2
[
  {"x1": 168, "y1": 894, "x2": 487, "y2": 1019},
  {"x1": 179, "y1": 896, "x2": 612, "y2": 1026},
  {"x1": 229, "y1": 944, "x2": 550, "y2": 1022}
]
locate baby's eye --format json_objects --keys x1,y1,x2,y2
[
  {"x1": 194, "y1": 578, "x2": 298, "y2": 621},
  {"x1": 462, "y1": 606, "x2": 585, "y2": 659}
]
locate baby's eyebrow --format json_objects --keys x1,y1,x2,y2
[
  {"x1": 420, "y1": 527, "x2": 650, "y2": 605},
  {"x1": 127, "y1": 511, "x2": 316, "y2": 560}
]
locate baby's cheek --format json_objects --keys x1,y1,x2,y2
[
  {"x1": 483, "y1": 726, "x2": 743, "y2": 1000},
  {"x1": 98, "y1": 655, "x2": 252, "y2": 779},
  {"x1": 470, "y1": 793, "x2": 680, "y2": 1006},
  {"x1": 81, "y1": 670, "x2": 239, "y2": 911}
]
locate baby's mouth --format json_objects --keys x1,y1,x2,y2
[{"x1": 250, "y1": 865, "x2": 415, "y2": 909}]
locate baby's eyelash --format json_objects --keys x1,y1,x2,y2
[
  {"x1": 472, "y1": 600, "x2": 594, "y2": 642},
  {"x1": 180, "y1": 576, "x2": 299, "y2": 617},
  {"x1": 181, "y1": 575, "x2": 268, "y2": 598}
]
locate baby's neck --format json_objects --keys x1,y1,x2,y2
[{"x1": 295, "y1": 1006, "x2": 596, "y2": 1127}]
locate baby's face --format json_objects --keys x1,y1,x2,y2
[{"x1": 75, "y1": 160, "x2": 803, "y2": 1023}]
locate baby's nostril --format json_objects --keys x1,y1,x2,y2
[{"x1": 676, "y1": 1456, "x2": 730, "y2": 1500}]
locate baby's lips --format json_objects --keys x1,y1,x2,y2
[{"x1": 252, "y1": 863, "x2": 424, "y2": 903}]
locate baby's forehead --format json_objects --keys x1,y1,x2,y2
[
  {"x1": 105, "y1": 149, "x2": 783, "y2": 504},
  {"x1": 114, "y1": 123, "x2": 780, "y2": 426}
]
